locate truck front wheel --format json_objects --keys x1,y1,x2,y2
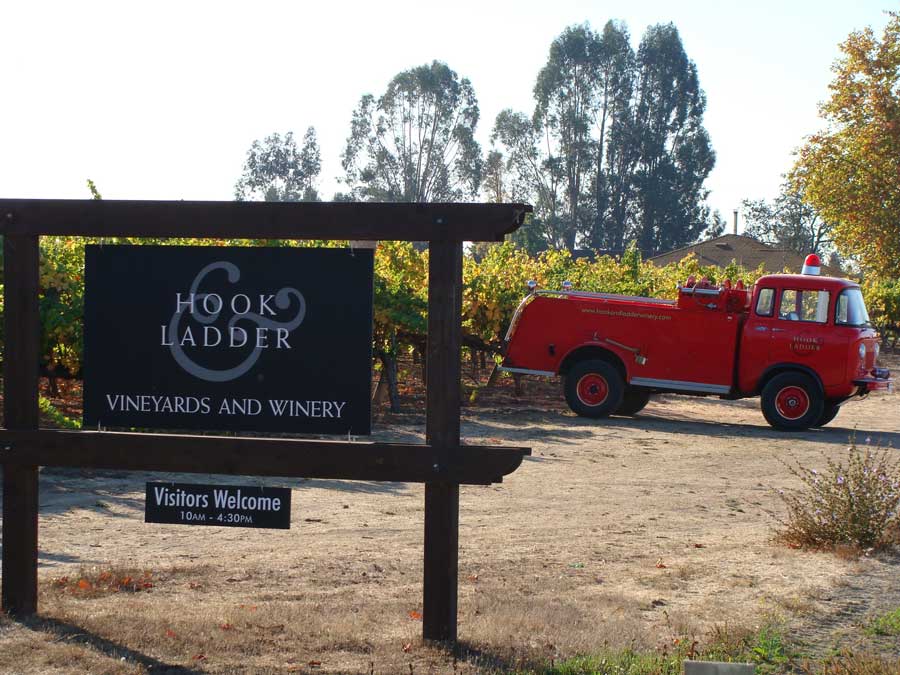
[
  {"x1": 761, "y1": 372, "x2": 824, "y2": 431},
  {"x1": 564, "y1": 360, "x2": 624, "y2": 418}
]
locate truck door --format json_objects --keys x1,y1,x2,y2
[
  {"x1": 768, "y1": 288, "x2": 843, "y2": 386},
  {"x1": 739, "y1": 286, "x2": 778, "y2": 392}
]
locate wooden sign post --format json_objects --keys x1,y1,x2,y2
[{"x1": 0, "y1": 199, "x2": 531, "y2": 642}]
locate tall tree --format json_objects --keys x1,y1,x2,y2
[
  {"x1": 631, "y1": 24, "x2": 715, "y2": 255},
  {"x1": 533, "y1": 24, "x2": 602, "y2": 249},
  {"x1": 742, "y1": 182, "x2": 833, "y2": 256},
  {"x1": 490, "y1": 109, "x2": 563, "y2": 250},
  {"x1": 341, "y1": 60, "x2": 482, "y2": 202},
  {"x1": 234, "y1": 128, "x2": 321, "y2": 202},
  {"x1": 791, "y1": 12, "x2": 900, "y2": 278},
  {"x1": 589, "y1": 20, "x2": 637, "y2": 252},
  {"x1": 493, "y1": 20, "x2": 715, "y2": 255}
]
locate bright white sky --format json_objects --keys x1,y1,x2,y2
[{"x1": 1, "y1": 1, "x2": 893, "y2": 232}]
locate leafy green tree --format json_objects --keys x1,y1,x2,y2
[
  {"x1": 791, "y1": 12, "x2": 900, "y2": 278},
  {"x1": 631, "y1": 23, "x2": 715, "y2": 255},
  {"x1": 588, "y1": 20, "x2": 636, "y2": 251},
  {"x1": 341, "y1": 60, "x2": 482, "y2": 202},
  {"x1": 533, "y1": 24, "x2": 602, "y2": 250},
  {"x1": 742, "y1": 182, "x2": 833, "y2": 256},
  {"x1": 490, "y1": 110, "x2": 563, "y2": 249},
  {"x1": 493, "y1": 20, "x2": 714, "y2": 255},
  {"x1": 235, "y1": 128, "x2": 321, "y2": 202}
]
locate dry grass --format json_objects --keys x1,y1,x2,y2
[
  {"x1": 799, "y1": 651, "x2": 900, "y2": 675},
  {"x1": 0, "y1": 565, "x2": 700, "y2": 674}
]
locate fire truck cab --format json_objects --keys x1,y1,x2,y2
[{"x1": 501, "y1": 255, "x2": 892, "y2": 430}]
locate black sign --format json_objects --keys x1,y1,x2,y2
[
  {"x1": 145, "y1": 482, "x2": 291, "y2": 529},
  {"x1": 83, "y1": 245, "x2": 373, "y2": 434}
]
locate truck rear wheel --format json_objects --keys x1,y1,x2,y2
[
  {"x1": 761, "y1": 372, "x2": 824, "y2": 431},
  {"x1": 814, "y1": 402, "x2": 840, "y2": 427},
  {"x1": 615, "y1": 388, "x2": 651, "y2": 416},
  {"x1": 564, "y1": 360, "x2": 624, "y2": 418}
]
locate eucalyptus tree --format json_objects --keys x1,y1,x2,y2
[
  {"x1": 490, "y1": 109, "x2": 564, "y2": 250},
  {"x1": 742, "y1": 182, "x2": 833, "y2": 256},
  {"x1": 588, "y1": 20, "x2": 637, "y2": 251},
  {"x1": 341, "y1": 60, "x2": 482, "y2": 202},
  {"x1": 234, "y1": 128, "x2": 321, "y2": 202},
  {"x1": 630, "y1": 23, "x2": 715, "y2": 254},
  {"x1": 532, "y1": 23, "x2": 602, "y2": 250}
]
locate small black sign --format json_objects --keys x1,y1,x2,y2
[
  {"x1": 83, "y1": 245, "x2": 373, "y2": 435},
  {"x1": 145, "y1": 482, "x2": 291, "y2": 529}
]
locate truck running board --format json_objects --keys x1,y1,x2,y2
[{"x1": 631, "y1": 377, "x2": 731, "y2": 394}]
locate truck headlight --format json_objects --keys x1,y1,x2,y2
[{"x1": 858, "y1": 343, "x2": 866, "y2": 360}]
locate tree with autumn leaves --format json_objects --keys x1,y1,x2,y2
[{"x1": 792, "y1": 12, "x2": 900, "y2": 280}]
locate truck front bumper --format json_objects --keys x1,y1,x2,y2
[{"x1": 853, "y1": 368, "x2": 893, "y2": 393}]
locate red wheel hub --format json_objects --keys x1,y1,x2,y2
[
  {"x1": 775, "y1": 386, "x2": 810, "y2": 420},
  {"x1": 577, "y1": 374, "x2": 609, "y2": 406}
]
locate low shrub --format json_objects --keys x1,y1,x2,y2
[
  {"x1": 775, "y1": 443, "x2": 900, "y2": 551},
  {"x1": 866, "y1": 606, "x2": 900, "y2": 637}
]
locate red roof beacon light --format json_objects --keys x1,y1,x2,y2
[{"x1": 802, "y1": 254, "x2": 821, "y2": 276}]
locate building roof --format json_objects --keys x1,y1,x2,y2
[{"x1": 647, "y1": 234, "x2": 841, "y2": 276}]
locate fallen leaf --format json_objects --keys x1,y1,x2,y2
[
  {"x1": 165, "y1": 629, "x2": 177, "y2": 639},
  {"x1": 220, "y1": 623, "x2": 234, "y2": 631},
  {"x1": 693, "y1": 543, "x2": 706, "y2": 548},
  {"x1": 402, "y1": 643, "x2": 412, "y2": 653},
  {"x1": 308, "y1": 660, "x2": 322, "y2": 667},
  {"x1": 408, "y1": 610, "x2": 422, "y2": 621},
  {"x1": 77, "y1": 579, "x2": 92, "y2": 590},
  {"x1": 655, "y1": 559, "x2": 667, "y2": 569},
  {"x1": 467, "y1": 574, "x2": 479, "y2": 582},
  {"x1": 192, "y1": 654, "x2": 206, "y2": 661}
]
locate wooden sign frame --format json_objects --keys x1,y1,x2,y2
[{"x1": 0, "y1": 198, "x2": 532, "y2": 642}]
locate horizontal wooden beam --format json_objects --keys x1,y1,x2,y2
[
  {"x1": 0, "y1": 430, "x2": 530, "y2": 485},
  {"x1": 0, "y1": 200, "x2": 531, "y2": 242}
]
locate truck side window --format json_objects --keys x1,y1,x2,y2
[
  {"x1": 756, "y1": 288, "x2": 775, "y2": 316},
  {"x1": 779, "y1": 289, "x2": 829, "y2": 322}
]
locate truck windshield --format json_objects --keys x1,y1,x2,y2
[{"x1": 835, "y1": 288, "x2": 871, "y2": 327}]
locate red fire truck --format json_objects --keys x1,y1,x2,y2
[{"x1": 501, "y1": 255, "x2": 892, "y2": 430}]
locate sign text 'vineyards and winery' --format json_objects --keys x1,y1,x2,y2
[{"x1": 83, "y1": 245, "x2": 374, "y2": 434}]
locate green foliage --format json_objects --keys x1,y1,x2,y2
[
  {"x1": 527, "y1": 622, "x2": 788, "y2": 674},
  {"x1": 775, "y1": 443, "x2": 900, "y2": 551},
  {"x1": 342, "y1": 61, "x2": 482, "y2": 202},
  {"x1": 791, "y1": 12, "x2": 900, "y2": 279},
  {"x1": 866, "y1": 607, "x2": 900, "y2": 637},
  {"x1": 234, "y1": 128, "x2": 321, "y2": 202},
  {"x1": 742, "y1": 181, "x2": 833, "y2": 257},
  {"x1": 490, "y1": 19, "x2": 716, "y2": 254},
  {"x1": 39, "y1": 396, "x2": 82, "y2": 430},
  {"x1": 862, "y1": 277, "x2": 900, "y2": 338}
]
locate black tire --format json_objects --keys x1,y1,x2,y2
[
  {"x1": 564, "y1": 359, "x2": 624, "y2": 418},
  {"x1": 813, "y1": 402, "x2": 840, "y2": 427},
  {"x1": 615, "y1": 388, "x2": 651, "y2": 416},
  {"x1": 760, "y1": 372, "x2": 824, "y2": 431}
]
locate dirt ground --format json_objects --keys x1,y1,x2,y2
[{"x1": 1, "y1": 362, "x2": 899, "y2": 674}]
